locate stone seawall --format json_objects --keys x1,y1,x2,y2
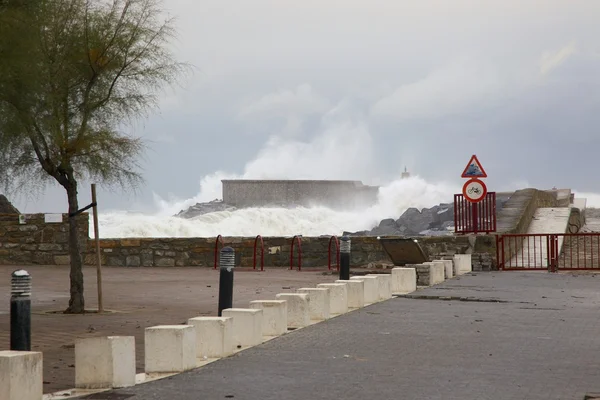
[
  {"x1": 0, "y1": 212, "x2": 493, "y2": 270},
  {"x1": 88, "y1": 236, "x2": 389, "y2": 268},
  {"x1": 0, "y1": 213, "x2": 88, "y2": 265}
]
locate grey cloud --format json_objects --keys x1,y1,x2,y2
[{"x1": 10, "y1": 0, "x2": 600, "y2": 213}]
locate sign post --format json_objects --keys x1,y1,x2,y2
[{"x1": 458, "y1": 155, "x2": 491, "y2": 234}]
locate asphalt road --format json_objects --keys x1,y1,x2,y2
[{"x1": 83, "y1": 271, "x2": 600, "y2": 400}]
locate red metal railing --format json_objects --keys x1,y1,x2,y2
[
  {"x1": 454, "y1": 192, "x2": 497, "y2": 234},
  {"x1": 253, "y1": 235, "x2": 264, "y2": 271},
  {"x1": 328, "y1": 235, "x2": 340, "y2": 271},
  {"x1": 213, "y1": 234, "x2": 225, "y2": 269},
  {"x1": 290, "y1": 235, "x2": 302, "y2": 271},
  {"x1": 497, "y1": 233, "x2": 600, "y2": 271}
]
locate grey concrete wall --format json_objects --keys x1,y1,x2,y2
[{"x1": 222, "y1": 180, "x2": 379, "y2": 210}]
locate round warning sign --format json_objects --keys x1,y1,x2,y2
[{"x1": 462, "y1": 178, "x2": 487, "y2": 203}]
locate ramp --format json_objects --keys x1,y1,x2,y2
[
  {"x1": 508, "y1": 207, "x2": 571, "y2": 267},
  {"x1": 378, "y1": 237, "x2": 429, "y2": 266}
]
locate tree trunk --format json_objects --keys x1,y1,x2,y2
[{"x1": 64, "y1": 180, "x2": 85, "y2": 314}]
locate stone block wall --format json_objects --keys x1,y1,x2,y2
[
  {"x1": 0, "y1": 213, "x2": 89, "y2": 265},
  {"x1": 0, "y1": 212, "x2": 495, "y2": 270},
  {"x1": 418, "y1": 235, "x2": 497, "y2": 271},
  {"x1": 85, "y1": 236, "x2": 390, "y2": 268}
]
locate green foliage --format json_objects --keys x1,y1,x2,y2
[
  {"x1": 0, "y1": 0, "x2": 186, "y2": 193},
  {"x1": 0, "y1": 0, "x2": 187, "y2": 313}
]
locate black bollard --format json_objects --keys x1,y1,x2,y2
[
  {"x1": 10, "y1": 269, "x2": 31, "y2": 351},
  {"x1": 339, "y1": 236, "x2": 351, "y2": 281},
  {"x1": 217, "y1": 246, "x2": 235, "y2": 316}
]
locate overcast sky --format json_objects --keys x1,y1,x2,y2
[{"x1": 9, "y1": 0, "x2": 600, "y2": 213}]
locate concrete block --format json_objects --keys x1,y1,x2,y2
[
  {"x1": 187, "y1": 316, "x2": 233, "y2": 359},
  {"x1": 75, "y1": 336, "x2": 135, "y2": 389},
  {"x1": 275, "y1": 293, "x2": 309, "y2": 328},
  {"x1": 222, "y1": 308, "x2": 263, "y2": 347},
  {"x1": 454, "y1": 254, "x2": 472, "y2": 274},
  {"x1": 297, "y1": 288, "x2": 330, "y2": 321},
  {"x1": 367, "y1": 274, "x2": 393, "y2": 300},
  {"x1": 442, "y1": 260, "x2": 454, "y2": 279},
  {"x1": 335, "y1": 280, "x2": 365, "y2": 308},
  {"x1": 428, "y1": 262, "x2": 446, "y2": 285},
  {"x1": 432, "y1": 260, "x2": 452, "y2": 280},
  {"x1": 145, "y1": 325, "x2": 196, "y2": 374},
  {"x1": 350, "y1": 276, "x2": 379, "y2": 304},
  {"x1": 249, "y1": 300, "x2": 288, "y2": 336},
  {"x1": 0, "y1": 350, "x2": 43, "y2": 400},
  {"x1": 391, "y1": 267, "x2": 417, "y2": 294},
  {"x1": 317, "y1": 283, "x2": 348, "y2": 314}
]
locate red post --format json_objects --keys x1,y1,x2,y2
[
  {"x1": 472, "y1": 203, "x2": 479, "y2": 234},
  {"x1": 290, "y1": 236, "x2": 302, "y2": 271},
  {"x1": 253, "y1": 235, "x2": 264, "y2": 272},
  {"x1": 214, "y1": 235, "x2": 224, "y2": 270}
]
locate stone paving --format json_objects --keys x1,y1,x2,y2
[
  {"x1": 0, "y1": 265, "x2": 339, "y2": 393},
  {"x1": 83, "y1": 271, "x2": 600, "y2": 400}
]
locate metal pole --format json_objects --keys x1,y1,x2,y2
[
  {"x1": 10, "y1": 269, "x2": 31, "y2": 351},
  {"x1": 217, "y1": 247, "x2": 235, "y2": 316},
  {"x1": 339, "y1": 236, "x2": 351, "y2": 280},
  {"x1": 472, "y1": 203, "x2": 479, "y2": 234},
  {"x1": 91, "y1": 184, "x2": 104, "y2": 313}
]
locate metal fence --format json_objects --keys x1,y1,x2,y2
[
  {"x1": 497, "y1": 233, "x2": 600, "y2": 271},
  {"x1": 454, "y1": 192, "x2": 497, "y2": 234}
]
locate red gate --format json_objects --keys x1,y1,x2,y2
[
  {"x1": 497, "y1": 233, "x2": 600, "y2": 271},
  {"x1": 454, "y1": 192, "x2": 496, "y2": 234}
]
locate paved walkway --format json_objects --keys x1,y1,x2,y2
[
  {"x1": 84, "y1": 271, "x2": 600, "y2": 400},
  {"x1": 0, "y1": 265, "x2": 340, "y2": 393}
]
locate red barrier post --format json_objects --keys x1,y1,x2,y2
[
  {"x1": 290, "y1": 236, "x2": 302, "y2": 271},
  {"x1": 214, "y1": 235, "x2": 224, "y2": 270},
  {"x1": 253, "y1": 235, "x2": 265, "y2": 272},
  {"x1": 328, "y1": 236, "x2": 340, "y2": 271}
]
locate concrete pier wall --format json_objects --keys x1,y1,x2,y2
[{"x1": 221, "y1": 180, "x2": 379, "y2": 209}]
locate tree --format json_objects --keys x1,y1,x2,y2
[{"x1": 0, "y1": 0, "x2": 187, "y2": 313}]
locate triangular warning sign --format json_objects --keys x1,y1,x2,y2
[{"x1": 461, "y1": 155, "x2": 487, "y2": 178}]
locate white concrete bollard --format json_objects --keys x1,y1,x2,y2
[
  {"x1": 0, "y1": 350, "x2": 43, "y2": 400},
  {"x1": 428, "y1": 262, "x2": 446, "y2": 285},
  {"x1": 275, "y1": 293, "x2": 310, "y2": 329},
  {"x1": 316, "y1": 283, "x2": 348, "y2": 315},
  {"x1": 75, "y1": 336, "x2": 135, "y2": 389},
  {"x1": 367, "y1": 274, "x2": 393, "y2": 300},
  {"x1": 391, "y1": 267, "x2": 417, "y2": 295},
  {"x1": 335, "y1": 279, "x2": 365, "y2": 309},
  {"x1": 145, "y1": 325, "x2": 196, "y2": 374},
  {"x1": 249, "y1": 300, "x2": 288, "y2": 336},
  {"x1": 432, "y1": 261, "x2": 451, "y2": 280},
  {"x1": 187, "y1": 316, "x2": 233, "y2": 359},
  {"x1": 453, "y1": 254, "x2": 472, "y2": 275},
  {"x1": 297, "y1": 287, "x2": 330, "y2": 321},
  {"x1": 350, "y1": 276, "x2": 379, "y2": 304},
  {"x1": 221, "y1": 308, "x2": 263, "y2": 348},
  {"x1": 442, "y1": 260, "x2": 454, "y2": 279}
]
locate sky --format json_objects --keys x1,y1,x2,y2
[{"x1": 8, "y1": 0, "x2": 600, "y2": 214}]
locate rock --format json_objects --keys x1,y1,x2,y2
[
  {"x1": 346, "y1": 195, "x2": 511, "y2": 238},
  {"x1": 175, "y1": 199, "x2": 237, "y2": 219},
  {"x1": 0, "y1": 194, "x2": 19, "y2": 214}
]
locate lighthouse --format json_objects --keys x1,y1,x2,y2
[{"x1": 401, "y1": 167, "x2": 410, "y2": 179}]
